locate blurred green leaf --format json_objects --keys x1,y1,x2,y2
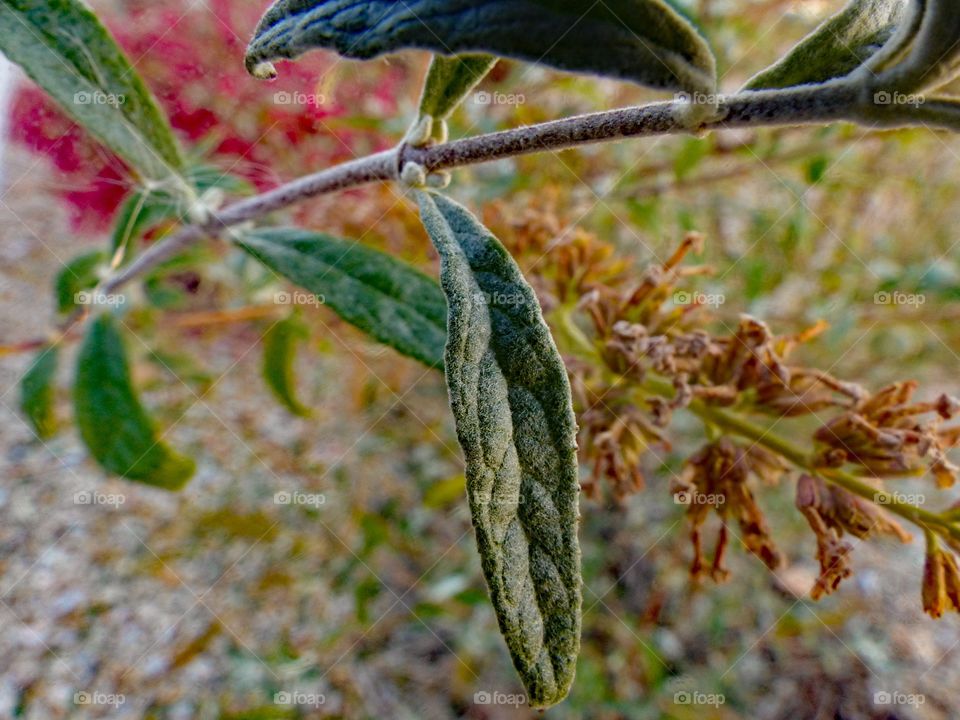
[
  {"x1": 262, "y1": 312, "x2": 312, "y2": 417},
  {"x1": 54, "y1": 250, "x2": 105, "y2": 314},
  {"x1": 245, "y1": 0, "x2": 717, "y2": 95},
  {"x1": 0, "y1": 0, "x2": 184, "y2": 183},
  {"x1": 19, "y1": 344, "x2": 59, "y2": 439},
  {"x1": 237, "y1": 228, "x2": 447, "y2": 368},
  {"x1": 419, "y1": 54, "x2": 497, "y2": 121},
  {"x1": 74, "y1": 314, "x2": 195, "y2": 489}
]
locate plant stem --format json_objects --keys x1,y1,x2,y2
[{"x1": 92, "y1": 84, "x2": 959, "y2": 300}]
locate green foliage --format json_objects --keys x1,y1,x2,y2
[
  {"x1": 417, "y1": 191, "x2": 581, "y2": 708},
  {"x1": 73, "y1": 314, "x2": 195, "y2": 489},
  {"x1": 237, "y1": 228, "x2": 447, "y2": 368},
  {"x1": 54, "y1": 250, "x2": 105, "y2": 314},
  {"x1": 419, "y1": 54, "x2": 497, "y2": 121},
  {"x1": 19, "y1": 345, "x2": 59, "y2": 439},
  {"x1": 245, "y1": 0, "x2": 716, "y2": 94},
  {"x1": 745, "y1": 0, "x2": 906, "y2": 89},
  {"x1": 261, "y1": 312, "x2": 312, "y2": 417},
  {"x1": 0, "y1": 0, "x2": 184, "y2": 184}
]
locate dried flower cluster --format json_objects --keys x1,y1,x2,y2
[{"x1": 497, "y1": 205, "x2": 960, "y2": 616}]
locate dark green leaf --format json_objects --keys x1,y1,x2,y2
[
  {"x1": 745, "y1": 0, "x2": 907, "y2": 90},
  {"x1": 54, "y1": 250, "x2": 105, "y2": 314},
  {"x1": 262, "y1": 312, "x2": 312, "y2": 417},
  {"x1": 245, "y1": 0, "x2": 716, "y2": 95},
  {"x1": 417, "y1": 191, "x2": 581, "y2": 708},
  {"x1": 419, "y1": 54, "x2": 497, "y2": 121},
  {"x1": 74, "y1": 314, "x2": 195, "y2": 489},
  {"x1": 236, "y1": 228, "x2": 447, "y2": 368},
  {"x1": 0, "y1": 0, "x2": 184, "y2": 183},
  {"x1": 20, "y1": 344, "x2": 59, "y2": 439}
]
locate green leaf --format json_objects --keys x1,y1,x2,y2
[
  {"x1": 419, "y1": 54, "x2": 497, "y2": 121},
  {"x1": 245, "y1": 0, "x2": 716, "y2": 95},
  {"x1": 74, "y1": 314, "x2": 195, "y2": 489},
  {"x1": 54, "y1": 250, "x2": 105, "y2": 314},
  {"x1": 20, "y1": 344, "x2": 59, "y2": 439},
  {"x1": 262, "y1": 312, "x2": 312, "y2": 417},
  {"x1": 236, "y1": 228, "x2": 447, "y2": 368},
  {"x1": 0, "y1": 0, "x2": 184, "y2": 184},
  {"x1": 863, "y1": 0, "x2": 960, "y2": 93},
  {"x1": 745, "y1": 0, "x2": 907, "y2": 89},
  {"x1": 416, "y1": 191, "x2": 581, "y2": 708}
]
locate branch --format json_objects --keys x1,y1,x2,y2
[{"x1": 94, "y1": 82, "x2": 954, "y2": 299}]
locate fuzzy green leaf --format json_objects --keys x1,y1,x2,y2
[
  {"x1": 417, "y1": 191, "x2": 581, "y2": 708},
  {"x1": 54, "y1": 250, "x2": 105, "y2": 314},
  {"x1": 262, "y1": 312, "x2": 312, "y2": 417},
  {"x1": 245, "y1": 0, "x2": 716, "y2": 95},
  {"x1": 419, "y1": 54, "x2": 497, "y2": 121},
  {"x1": 0, "y1": 0, "x2": 184, "y2": 183},
  {"x1": 237, "y1": 228, "x2": 447, "y2": 368},
  {"x1": 745, "y1": 0, "x2": 907, "y2": 90},
  {"x1": 74, "y1": 314, "x2": 195, "y2": 489},
  {"x1": 20, "y1": 344, "x2": 59, "y2": 439}
]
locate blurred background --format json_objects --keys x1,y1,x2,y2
[{"x1": 2, "y1": 0, "x2": 960, "y2": 718}]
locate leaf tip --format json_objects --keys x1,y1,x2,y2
[{"x1": 247, "y1": 58, "x2": 278, "y2": 80}]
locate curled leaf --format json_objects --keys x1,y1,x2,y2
[
  {"x1": 74, "y1": 314, "x2": 195, "y2": 489},
  {"x1": 745, "y1": 0, "x2": 908, "y2": 89},
  {"x1": 54, "y1": 250, "x2": 105, "y2": 314},
  {"x1": 417, "y1": 191, "x2": 581, "y2": 708},
  {"x1": 262, "y1": 312, "x2": 312, "y2": 417},
  {"x1": 245, "y1": 0, "x2": 716, "y2": 95}
]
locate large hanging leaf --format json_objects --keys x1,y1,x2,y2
[
  {"x1": 237, "y1": 228, "x2": 447, "y2": 368},
  {"x1": 262, "y1": 312, "x2": 312, "y2": 417},
  {"x1": 20, "y1": 344, "x2": 59, "y2": 439},
  {"x1": 245, "y1": 0, "x2": 716, "y2": 95},
  {"x1": 0, "y1": 0, "x2": 184, "y2": 184},
  {"x1": 419, "y1": 53, "x2": 497, "y2": 121},
  {"x1": 74, "y1": 314, "x2": 195, "y2": 489},
  {"x1": 745, "y1": 0, "x2": 908, "y2": 90},
  {"x1": 416, "y1": 191, "x2": 581, "y2": 708}
]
